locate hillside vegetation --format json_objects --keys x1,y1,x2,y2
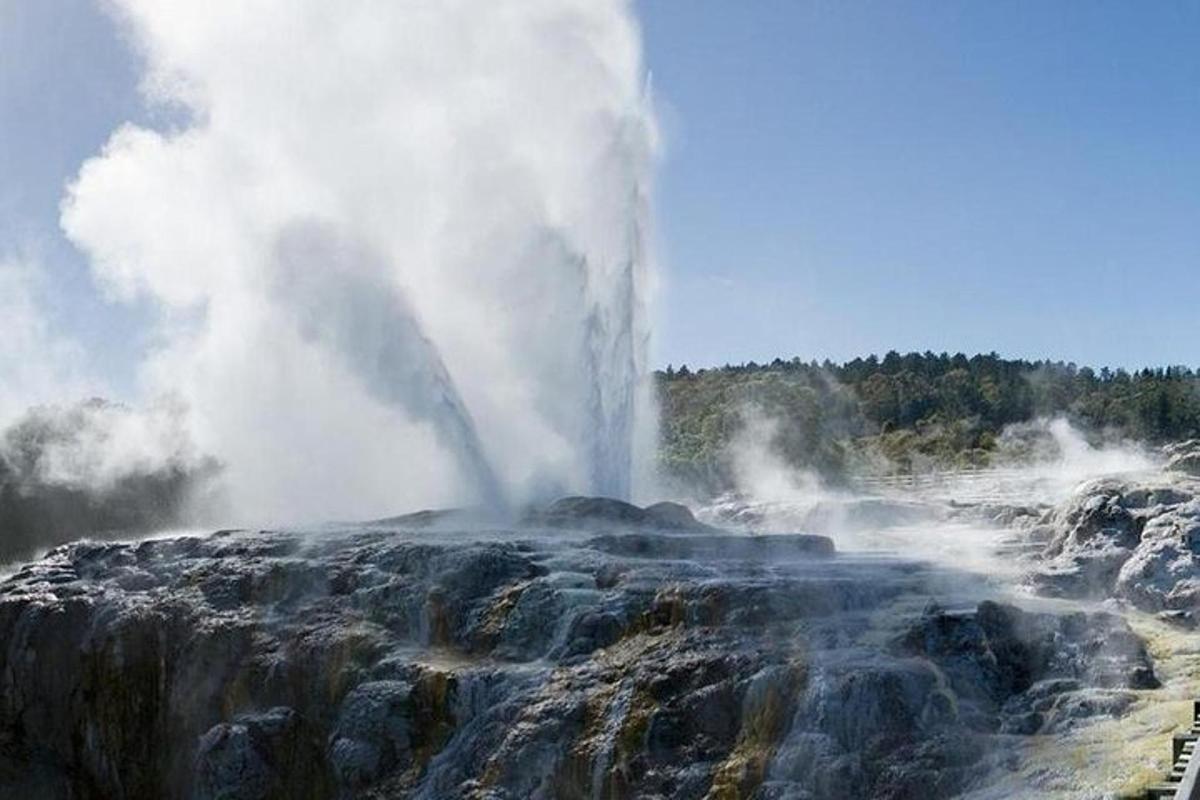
[{"x1": 658, "y1": 352, "x2": 1200, "y2": 490}]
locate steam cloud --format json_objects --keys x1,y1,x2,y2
[
  {"x1": 711, "y1": 408, "x2": 1159, "y2": 573},
  {"x1": 0, "y1": 399, "x2": 221, "y2": 564},
  {"x1": 55, "y1": 0, "x2": 658, "y2": 523},
  {"x1": 726, "y1": 405, "x2": 825, "y2": 505}
]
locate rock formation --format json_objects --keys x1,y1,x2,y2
[
  {"x1": 0, "y1": 498, "x2": 1158, "y2": 799},
  {"x1": 1025, "y1": 457, "x2": 1200, "y2": 625}
]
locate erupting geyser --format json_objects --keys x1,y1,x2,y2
[{"x1": 60, "y1": 0, "x2": 658, "y2": 521}]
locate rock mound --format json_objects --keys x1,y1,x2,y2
[
  {"x1": 1166, "y1": 440, "x2": 1200, "y2": 477},
  {"x1": 522, "y1": 495, "x2": 715, "y2": 532},
  {"x1": 1026, "y1": 471, "x2": 1200, "y2": 620}
]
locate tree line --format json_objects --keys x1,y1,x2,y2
[{"x1": 658, "y1": 351, "x2": 1200, "y2": 489}]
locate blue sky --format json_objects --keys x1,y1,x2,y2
[
  {"x1": 639, "y1": 0, "x2": 1200, "y2": 369},
  {"x1": 1, "y1": 1, "x2": 1198, "y2": 385},
  {"x1": 0, "y1": 0, "x2": 153, "y2": 389}
]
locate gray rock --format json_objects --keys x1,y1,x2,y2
[
  {"x1": 892, "y1": 601, "x2": 1157, "y2": 734},
  {"x1": 522, "y1": 495, "x2": 715, "y2": 532},
  {"x1": 0, "y1": 497, "x2": 1162, "y2": 800},
  {"x1": 1026, "y1": 472, "x2": 1200, "y2": 613},
  {"x1": 329, "y1": 681, "x2": 412, "y2": 787},
  {"x1": 194, "y1": 707, "x2": 326, "y2": 800},
  {"x1": 1167, "y1": 445, "x2": 1200, "y2": 477}
]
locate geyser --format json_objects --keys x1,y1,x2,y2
[
  {"x1": 272, "y1": 222, "x2": 508, "y2": 511},
  {"x1": 61, "y1": 0, "x2": 658, "y2": 521}
]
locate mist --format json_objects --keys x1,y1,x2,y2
[
  {"x1": 705, "y1": 410, "x2": 1161, "y2": 575},
  {"x1": 993, "y1": 416, "x2": 1159, "y2": 491},
  {"x1": 0, "y1": 399, "x2": 221, "y2": 564},
  {"x1": 48, "y1": 0, "x2": 658, "y2": 525}
]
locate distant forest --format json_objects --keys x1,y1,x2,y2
[{"x1": 658, "y1": 352, "x2": 1200, "y2": 489}]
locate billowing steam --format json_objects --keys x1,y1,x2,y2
[
  {"x1": 0, "y1": 399, "x2": 221, "y2": 563},
  {"x1": 708, "y1": 409, "x2": 1160, "y2": 574},
  {"x1": 995, "y1": 416, "x2": 1158, "y2": 490},
  {"x1": 726, "y1": 405, "x2": 824, "y2": 505},
  {"x1": 55, "y1": 0, "x2": 658, "y2": 522}
]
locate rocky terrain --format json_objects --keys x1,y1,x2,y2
[
  {"x1": 1022, "y1": 442, "x2": 1200, "y2": 626},
  {"x1": 0, "y1": 493, "x2": 1165, "y2": 800}
]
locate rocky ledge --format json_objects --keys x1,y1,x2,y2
[
  {"x1": 0, "y1": 498, "x2": 1159, "y2": 799},
  {"x1": 1024, "y1": 449, "x2": 1200, "y2": 625}
]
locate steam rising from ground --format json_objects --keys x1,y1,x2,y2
[
  {"x1": 726, "y1": 405, "x2": 823, "y2": 504},
  {"x1": 993, "y1": 416, "x2": 1158, "y2": 497},
  {"x1": 0, "y1": 400, "x2": 220, "y2": 563},
  {"x1": 711, "y1": 410, "x2": 1159, "y2": 574},
  {"x1": 53, "y1": 0, "x2": 657, "y2": 523}
]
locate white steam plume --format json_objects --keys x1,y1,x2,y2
[
  {"x1": 0, "y1": 253, "x2": 221, "y2": 561},
  {"x1": 726, "y1": 406, "x2": 824, "y2": 505},
  {"x1": 62, "y1": 0, "x2": 658, "y2": 522}
]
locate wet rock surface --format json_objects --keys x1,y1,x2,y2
[
  {"x1": 894, "y1": 601, "x2": 1157, "y2": 733},
  {"x1": 0, "y1": 497, "x2": 1161, "y2": 799}
]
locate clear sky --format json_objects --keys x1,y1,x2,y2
[
  {"x1": 1, "y1": 0, "x2": 1198, "y2": 388},
  {"x1": 639, "y1": 0, "x2": 1200, "y2": 369}
]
